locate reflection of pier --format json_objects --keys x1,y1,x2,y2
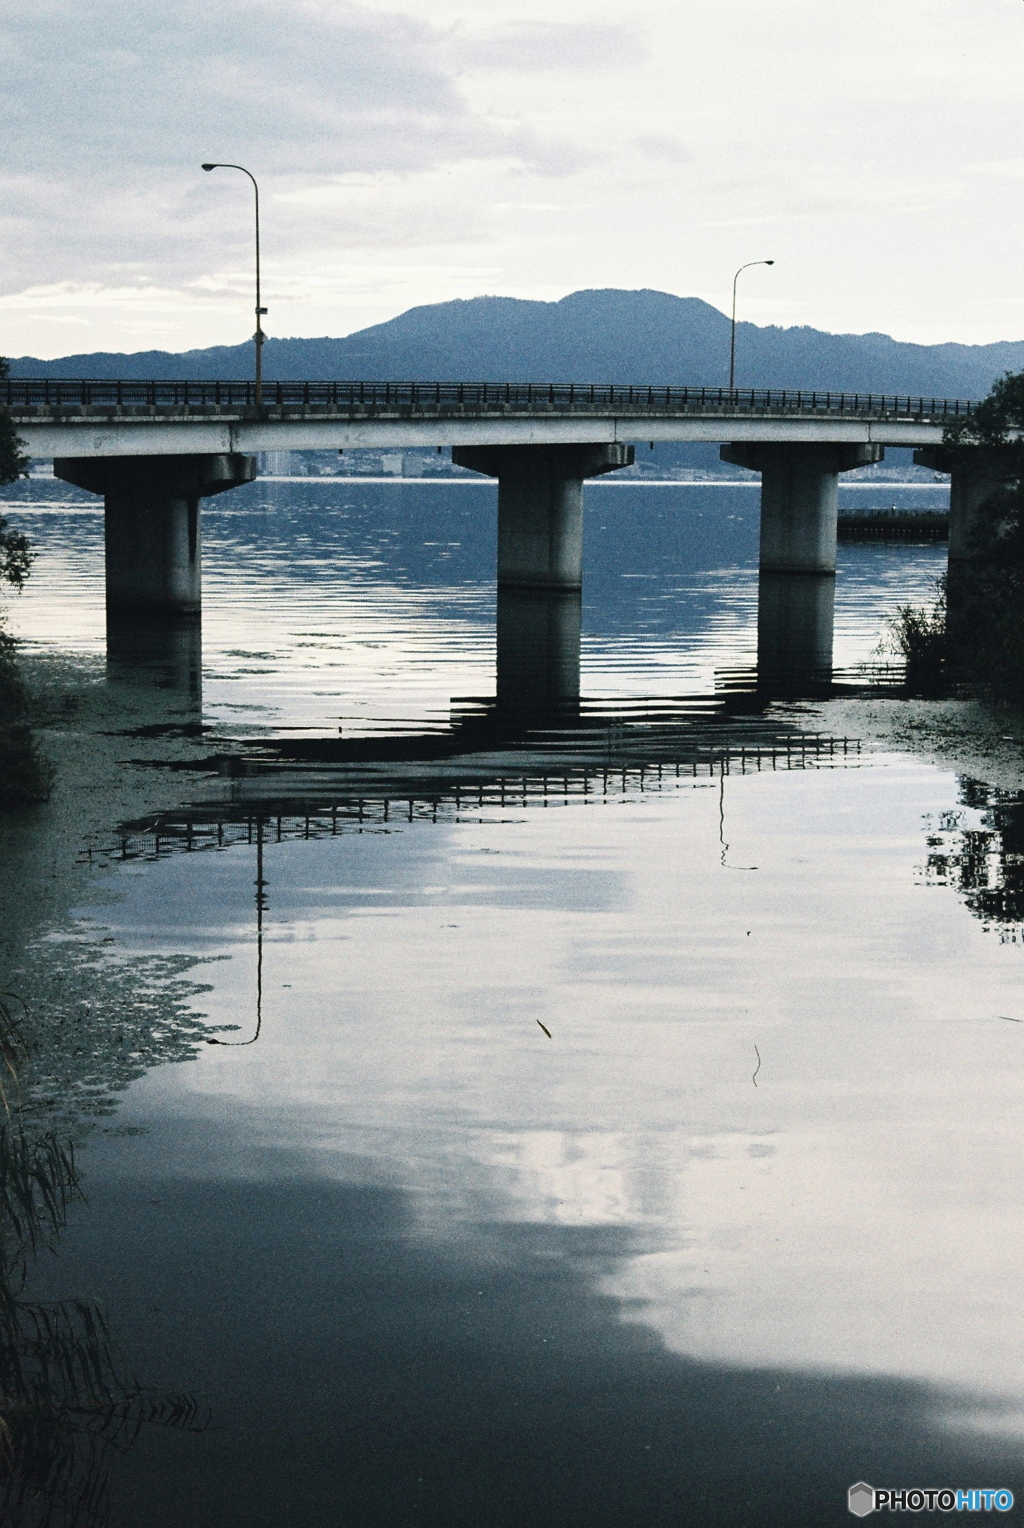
[{"x1": 106, "y1": 612, "x2": 203, "y2": 696}]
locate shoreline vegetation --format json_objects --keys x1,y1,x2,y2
[{"x1": 1, "y1": 356, "x2": 51, "y2": 810}]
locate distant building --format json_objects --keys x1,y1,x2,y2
[{"x1": 258, "y1": 450, "x2": 294, "y2": 476}]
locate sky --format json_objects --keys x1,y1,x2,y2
[{"x1": 3, "y1": 0, "x2": 1024, "y2": 358}]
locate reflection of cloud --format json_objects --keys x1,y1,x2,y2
[
  {"x1": 128, "y1": 754, "x2": 1024, "y2": 1420},
  {"x1": 485, "y1": 1130, "x2": 639, "y2": 1225}
]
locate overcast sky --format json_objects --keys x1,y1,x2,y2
[{"x1": 3, "y1": 0, "x2": 1024, "y2": 358}]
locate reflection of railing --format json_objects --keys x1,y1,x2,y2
[
  {"x1": 5, "y1": 376, "x2": 975, "y2": 420},
  {"x1": 80, "y1": 734, "x2": 862, "y2": 866}
]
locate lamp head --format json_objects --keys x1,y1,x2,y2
[
  {"x1": 765, "y1": 259, "x2": 775, "y2": 265},
  {"x1": 201, "y1": 163, "x2": 216, "y2": 171}
]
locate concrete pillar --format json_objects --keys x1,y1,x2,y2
[
  {"x1": 452, "y1": 443, "x2": 634, "y2": 591},
  {"x1": 54, "y1": 454, "x2": 256, "y2": 619},
  {"x1": 452, "y1": 444, "x2": 632, "y2": 726},
  {"x1": 721, "y1": 442, "x2": 884, "y2": 574},
  {"x1": 912, "y1": 445, "x2": 1018, "y2": 655},
  {"x1": 721, "y1": 442, "x2": 883, "y2": 694},
  {"x1": 913, "y1": 445, "x2": 1017, "y2": 564}
]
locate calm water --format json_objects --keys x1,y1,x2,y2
[
  {"x1": 4, "y1": 475, "x2": 1023, "y2": 1527},
  {"x1": 4, "y1": 475, "x2": 950, "y2": 730}
]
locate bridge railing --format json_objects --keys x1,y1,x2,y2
[{"x1": 2, "y1": 377, "x2": 975, "y2": 419}]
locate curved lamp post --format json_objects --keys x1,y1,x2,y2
[
  {"x1": 201, "y1": 162, "x2": 267, "y2": 406},
  {"x1": 729, "y1": 259, "x2": 774, "y2": 391}
]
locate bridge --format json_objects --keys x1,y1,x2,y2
[
  {"x1": 4, "y1": 377, "x2": 996, "y2": 706},
  {"x1": 3, "y1": 377, "x2": 972, "y2": 454}
]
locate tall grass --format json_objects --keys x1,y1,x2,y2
[{"x1": 884, "y1": 577, "x2": 949, "y2": 695}]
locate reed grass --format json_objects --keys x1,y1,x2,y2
[{"x1": 883, "y1": 577, "x2": 949, "y2": 696}]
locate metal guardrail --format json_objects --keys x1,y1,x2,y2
[{"x1": 3, "y1": 377, "x2": 976, "y2": 419}]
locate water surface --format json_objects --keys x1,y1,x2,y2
[{"x1": 4, "y1": 474, "x2": 1021, "y2": 1527}]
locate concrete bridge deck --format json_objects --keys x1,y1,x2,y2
[{"x1": 5, "y1": 377, "x2": 972, "y2": 455}]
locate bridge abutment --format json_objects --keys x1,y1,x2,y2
[
  {"x1": 54, "y1": 454, "x2": 256, "y2": 620},
  {"x1": 912, "y1": 445, "x2": 1018, "y2": 651},
  {"x1": 721, "y1": 441, "x2": 883, "y2": 691}
]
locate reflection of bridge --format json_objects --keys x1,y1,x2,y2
[
  {"x1": 79, "y1": 720, "x2": 862, "y2": 866},
  {"x1": 7, "y1": 377, "x2": 986, "y2": 698}
]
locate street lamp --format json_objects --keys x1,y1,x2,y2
[
  {"x1": 201, "y1": 162, "x2": 267, "y2": 406},
  {"x1": 729, "y1": 260, "x2": 774, "y2": 391}
]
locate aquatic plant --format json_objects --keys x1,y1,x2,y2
[{"x1": 6, "y1": 942, "x2": 219, "y2": 1135}]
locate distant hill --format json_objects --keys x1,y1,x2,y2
[{"x1": 9, "y1": 289, "x2": 1024, "y2": 400}]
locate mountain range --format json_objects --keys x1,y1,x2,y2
[{"x1": 9, "y1": 289, "x2": 1024, "y2": 400}]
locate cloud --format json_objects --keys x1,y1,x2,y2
[
  {"x1": 968, "y1": 159, "x2": 1024, "y2": 180},
  {"x1": 0, "y1": 0, "x2": 605, "y2": 313},
  {"x1": 632, "y1": 135, "x2": 691, "y2": 165},
  {"x1": 0, "y1": 0, "x2": 607, "y2": 187},
  {"x1": 7, "y1": 0, "x2": 1024, "y2": 355},
  {"x1": 453, "y1": 20, "x2": 640, "y2": 73}
]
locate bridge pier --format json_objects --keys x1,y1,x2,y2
[
  {"x1": 912, "y1": 447, "x2": 1017, "y2": 644},
  {"x1": 912, "y1": 446, "x2": 1015, "y2": 566},
  {"x1": 452, "y1": 444, "x2": 633, "y2": 721},
  {"x1": 54, "y1": 453, "x2": 256, "y2": 621},
  {"x1": 721, "y1": 441, "x2": 883, "y2": 691},
  {"x1": 452, "y1": 443, "x2": 634, "y2": 591}
]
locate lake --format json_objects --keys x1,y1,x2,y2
[{"x1": 2, "y1": 473, "x2": 1022, "y2": 1527}]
